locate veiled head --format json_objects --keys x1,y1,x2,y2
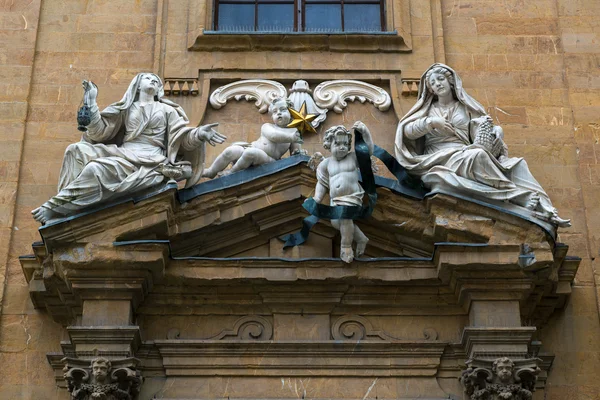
[
  {"x1": 424, "y1": 66, "x2": 456, "y2": 97},
  {"x1": 131, "y1": 72, "x2": 165, "y2": 102}
]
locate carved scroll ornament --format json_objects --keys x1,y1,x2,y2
[
  {"x1": 208, "y1": 315, "x2": 274, "y2": 340},
  {"x1": 209, "y1": 79, "x2": 287, "y2": 113},
  {"x1": 331, "y1": 315, "x2": 396, "y2": 341},
  {"x1": 313, "y1": 80, "x2": 392, "y2": 113}
]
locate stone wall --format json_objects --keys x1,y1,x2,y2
[
  {"x1": 0, "y1": 0, "x2": 599, "y2": 399},
  {"x1": 441, "y1": 1, "x2": 600, "y2": 398}
]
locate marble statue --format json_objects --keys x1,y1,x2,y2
[
  {"x1": 202, "y1": 97, "x2": 304, "y2": 178},
  {"x1": 313, "y1": 122, "x2": 373, "y2": 263},
  {"x1": 64, "y1": 357, "x2": 142, "y2": 400},
  {"x1": 32, "y1": 73, "x2": 226, "y2": 224},
  {"x1": 395, "y1": 63, "x2": 570, "y2": 227}
]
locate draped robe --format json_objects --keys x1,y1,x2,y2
[
  {"x1": 42, "y1": 75, "x2": 206, "y2": 218},
  {"x1": 395, "y1": 64, "x2": 557, "y2": 216}
]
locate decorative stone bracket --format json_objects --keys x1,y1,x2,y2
[
  {"x1": 460, "y1": 357, "x2": 540, "y2": 400},
  {"x1": 63, "y1": 357, "x2": 143, "y2": 400}
]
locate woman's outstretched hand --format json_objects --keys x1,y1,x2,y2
[{"x1": 198, "y1": 123, "x2": 227, "y2": 146}]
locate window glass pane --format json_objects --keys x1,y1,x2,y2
[
  {"x1": 217, "y1": 4, "x2": 255, "y2": 31},
  {"x1": 344, "y1": 4, "x2": 382, "y2": 31},
  {"x1": 257, "y1": 4, "x2": 294, "y2": 32},
  {"x1": 304, "y1": 4, "x2": 342, "y2": 32}
]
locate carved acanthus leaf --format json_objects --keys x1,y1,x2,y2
[
  {"x1": 209, "y1": 315, "x2": 273, "y2": 340},
  {"x1": 209, "y1": 80, "x2": 287, "y2": 113},
  {"x1": 313, "y1": 80, "x2": 391, "y2": 113}
]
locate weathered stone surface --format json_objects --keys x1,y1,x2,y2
[{"x1": 2, "y1": 0, "x2": 600, "y2": 399}]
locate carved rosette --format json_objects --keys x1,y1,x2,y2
[
  {"x1": 460, "y1": 357, "x2": 540, "y2": 400},
  {"x1": 63, "y1": 357, "x2": 143, "y2": 400},
  {"x1": 209, "y1": 79, "x2": 287, "y2": 113},
  {"x1": 313, "y1": 80, "x2": 392, "y2": 113}
]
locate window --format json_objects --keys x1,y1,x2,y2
[{"x1": 213, "y1": 0, "x2": 386, "y2": 33}]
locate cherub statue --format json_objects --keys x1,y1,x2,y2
[
  {"x1": 202, "y1": 97, "x2": 304, "y2": 178},
  {"x1": 313, "y1": 122, "x2": 373, "y2": 263}
]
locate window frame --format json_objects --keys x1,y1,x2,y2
[{"x1": 213, "y1": 0, "x2": 386, "y2": 33}]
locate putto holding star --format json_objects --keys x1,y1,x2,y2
[{"x1": 202, "y1": 97, "x2": 307, "y2": 178}]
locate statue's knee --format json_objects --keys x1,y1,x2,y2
[
  {"x1": 83, "y1": 161, "x2": 103, "y2": 176},
  {"x1": 223, "y1": 146, "x2": 243, "y2": 160},
  {"x1": 241, "y1": 148, "x2": 260, "y2": 162},
  {"x1": 65, "y1": 142, "x2": 91, "y2": 158},
  {"x1": 470, "y1": 147, "x2": 490, "y2": 161},
  {"x1": 64, "y1": 143, "x2": 81, "y2": 156}
]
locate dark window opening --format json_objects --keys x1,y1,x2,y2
[{"x1": 214, "y1": 0, "x2": 386, "y2": 33}]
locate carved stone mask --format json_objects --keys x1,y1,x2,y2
[
  {"x1": 92, "y1": 361, "x2": 110, "y2": 383},
  {"x1": 495, "y1": 360, "x2": 514, "y2": 384}
]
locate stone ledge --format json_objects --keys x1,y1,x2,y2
[
  {"x1": 188, "y1": 31, "x2": 411, "y2": 53},
  {"x1": 153, "y1": 340, "x2": 446, "y2": 377}
]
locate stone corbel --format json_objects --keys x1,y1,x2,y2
[
  {"x1": 460, "y1": 356, "x2": 540, "y2": 400},
  {"x1": 62, "y1": 356, "x2": 143, "y2": 400}
]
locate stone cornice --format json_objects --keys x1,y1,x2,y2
[{"x1": 153, "y1": 340, "x2": 446, "y2": 377}]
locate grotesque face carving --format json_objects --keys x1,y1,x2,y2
[{"x1": 270, "y1": 99, "x2": 292, "y2": 127}]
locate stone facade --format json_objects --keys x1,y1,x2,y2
[{"x1": 0, "y1": 1, "x2": 599, "y2": 400}]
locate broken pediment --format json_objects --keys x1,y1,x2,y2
[{"x1": 21, "y1": 156, "x2": 578, "y2": 327}]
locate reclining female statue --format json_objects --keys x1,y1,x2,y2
[
  {"x1": 32, "y1": 73, "x2": 226, "y2": 224},
  {"x1": 395, "y1": 63, "x2": 570, "y2": 227}
]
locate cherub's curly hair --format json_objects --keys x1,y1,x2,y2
[
  {"x1": 424, "y1": 66, "x2": 455, "y2": 94},
  {"x1": 491, "y1": 357, "x2": 514, "y2": 373},
  {"x1": 91, "y1": 357, "x2": 112, "y2": 371},
  {"x1": 268, "y1": 97, "x2": 294, "y2": 114},
  {"x1": 323, "y1": 125, "x2": 352, "y2": 150}
]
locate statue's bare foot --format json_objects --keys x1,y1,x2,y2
[
  {"x1": 525, "y1": 193, "x2": 540, "y2": 210},
  {"x1": 550, "y1": 212, "x2": 571, "y2": 228},
  {"x1": 32, "y1": 206, "x2": 57, "y2": 224},
  {"x1": 218, "y1": 169, "x2": 233, "y2": 177},
  {"x1": 355, "y1": 238, "x2": 369, "y2": 258},
  {"x1": 340, "y1": 246, "x2": 354, "y2": 263}
]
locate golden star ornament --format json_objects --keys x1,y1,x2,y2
[{"x1": 287, "y1": 101, "x2": 318, "y2": 136}]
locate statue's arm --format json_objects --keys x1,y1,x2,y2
[
  {"x1": 83, "y1": 103, "x2": 122, "y2": 143},
  {"x1": 313, "y1": 159, "x2": 330, "y2": 203},
  {"x1": 289, "y1": 142, "x2": 307, "y2": 155},
  {"x1": 404, "y1": 117, "x2": 432, "y2": 140},
  {"x1": 80, "y1": 81, "x2": 122, "y2": 143},
  {"x1": 262, "y1": 124, "x2": 302, "y2": 144},
  {"x1": 352, "y1": 121, "x2": 374, "y2": 155}
]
